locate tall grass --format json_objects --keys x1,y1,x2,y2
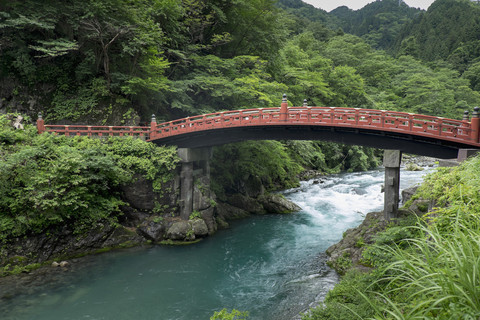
[{"x1": 362, "y1": 221, "x2": 480, "y2": 319}]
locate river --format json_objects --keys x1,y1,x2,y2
[{"x1": 0, "y1": 168, "x2": 430, "y2": 320}]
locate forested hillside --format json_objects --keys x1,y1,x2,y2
[
  {"x1": 331, "y1": 0, "x2": 421, "y2": 50},
  {"x1": 2, "y1": 0, "x2": 480, "y2": 125}
]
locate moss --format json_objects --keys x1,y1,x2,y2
[
  {"x1": 1, "y1": 262, "x2": 44, "y2": 277},
  {"x1": 328, "y1": 252, "x2": 353, "y2": 275},
  {"x1": 160, "y1": 239, "x2": 202, "y2": 246}
]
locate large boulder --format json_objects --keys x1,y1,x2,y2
[
  {"x1": 244, "y1": 175, "x2": 265, "y2": 198},
  {"x1": 216, "y1": 202, "x2": 250, "y2": 220},
  {"x1": 326, "y1": 211, "x2": 388, "y2": 275},
  {"x1": 190, "y1": 219, "x2": 209, "y2": 237},
  {"x1": 121, "y1": 174, "x2": 179, "y2": 213},
  {"x1": 193, "y1": 176, "x2": 214, "y2": 211},
  {"x1": 401, "y1": 186, "x2": 418, "y2": 204},
  {"x1": 226, "y1": 194, "x2": 266, "y2": 214},
  {"x1": 138, "y1": 217, "x2": 166, "y2": 241},
  {"x1": 166, "y1": 221, "x2": 191, "y2": 240},
  {"x1": 258, "y1": 194, "x2": 301, "y2": 213}
]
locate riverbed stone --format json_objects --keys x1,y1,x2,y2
[
  {"x1": 193, "y1": 176, "x2": 213, "y2": 211},
  {"x1": 216, "y1": 202, "x2": 250, "y2": 220},
  {"x1": 258, "y1": 194, "x2": 302, "y2": 213},
  {"x1": 138, "y1": 218, "x2": 166, "y2": 241},
  {"x1": 166, "y1": 221, "x2": 191, "y2": 240},
  {"x1": 189, "y1": 219, "x2": 208, "y2": 237},
  {"x1": 326, "y1": 211, "x2": 388, "y2": 275},
  {"x1": 408, "y1": 199, "x2": 431, "y2": 214},
  {"x1": 244, "y1": 175, "x2": 264, "y2": 198},
  {"x1": 401, "y1": 186, "x2": 418, "y2": 204},
  {"x1": 226, "y1": 194, "x2": 266, "y2": 214},
  {"x1": 121, "y1": 174, "x2": 179, "y2": 214}
]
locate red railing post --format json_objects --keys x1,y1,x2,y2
[
  {"x1": 150, "y1": 114, "x2": 157, "y2": 140},
  {"x1": 460, "y1": 110, "x2": 470, "y2": 138},
  {"x1": 280, "y1": 94, "x2": 288, "y2": 121},
  {"x1": 36, "y1": 113, "x2": 45, "y2": 134},
  {"x1": 470, "y1": 107, "x2": 480, "y2": 143}
]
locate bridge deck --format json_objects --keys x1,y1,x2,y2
[{"x1": 37, "y1": 102, "x2": 480, "y2": 159}]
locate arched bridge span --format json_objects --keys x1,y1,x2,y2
[
  {"x1": 37, "y1": 98, "x2": 480, "y2": 159},
  {"x1": 148, "y1": 99, "x2": 480, "y2": 159}
]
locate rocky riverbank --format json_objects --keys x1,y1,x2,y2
[
  {"x1": 325, "y1": 155, "x2": 437, "y2": 275},
  {"x1": 326, "y1": 183, "x2": 433, "y2": 275},
  {"x1": 0, "y1": 165, "x2": 302, "y2": 277},
  {"x1": 0, "y1": 155, "x2": 433, "y2": 280}
]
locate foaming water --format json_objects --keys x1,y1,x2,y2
[{"x1": 0, "y1": 168, "x2": 431, "y2": 320}]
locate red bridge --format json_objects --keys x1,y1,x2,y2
[{"x1": 37, "y1": 95, "x2": 480, "y2": 159}]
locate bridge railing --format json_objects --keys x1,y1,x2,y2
[
  {"x1": 40, "y1": 123, "x2": 151, "y2": 139},
  {"x1": 36, "y1": 99, "x2": 480, "y2": 147},
  {"x1": 151, "y1": 106, "x2": 477, "y2": 146}
]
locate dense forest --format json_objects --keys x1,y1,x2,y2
[
  {"x1": 2, "y1": 0, "x2": 480, "y2": 318},
  {"x1": 1, "y1": 0, "x2": 480, "y2": 123}
]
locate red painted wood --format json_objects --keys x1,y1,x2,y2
[{"x1": 39, "y1": 106, "x2": 480, "y2": 147}]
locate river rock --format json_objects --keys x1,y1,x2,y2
[
  {"x1": 193, "y1": 176, "x2": 214, "y2": 211},
  {"x1": 401, "y1": 186, "x2": 418, "y2": 204},
  {"x1": 59, "y1": 261, "x2": 69, "y2": 267},
  {"x1": 258, "y1": 194, "x2": 301, "y2": 213},
  {"x1": 405, "y1": 163, "x2": 424, "y2": 171},
  {"x1": 216, "y1": 202, "x2": 250, "y2": 220},
  {"x1": 138, "y1": 218, "x2": 166, "y2": 241},
  {"x1": 226, "y1": 194, "x2": 266, "y2": 214},
  {"x1": 189, "y1": 219, "x2": 208, "y2": 237},
  {"x1": 200, "y1": 207, "x2": 217, "y2": 234},
  {"x1": 166, "y1": 221, "x2": 191, "y2": 240},
  {"x1": 121, "y1": 174, "x2": 179, "y2": 213},
  {"x1": 407, "y1": 199, "x2": 431, "y2": 215}
]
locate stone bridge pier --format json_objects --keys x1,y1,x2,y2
[
  {"x1": 383, "y1": 150, "x2": 402, "y2": 220},
  {"x1": 177, "y1": 147, "x2": 213, "y2": 220}
]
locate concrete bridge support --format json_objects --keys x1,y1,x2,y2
[
  {"x1": 177, "y1": 147, "x2": 213, "y2": 220},
  {"x1": 383, "y1": 150, "x2": 402, "y2": 220}
]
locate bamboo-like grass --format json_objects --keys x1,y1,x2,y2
[{"x1": 359, "y1": 221, "x2": 480, "y2": 319}]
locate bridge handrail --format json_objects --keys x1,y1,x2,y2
[
  {"x1": 43, "y1": 124, "x2": 151, "y2": 137},
  {"x1": 36, "y1": 102, "x2": 480, "y2": 147},
  {"x1": 150, "y1": 106, "x2": 477, "y2": 146}
]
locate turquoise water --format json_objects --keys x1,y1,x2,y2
[{"x1": 1, "y1": 169, "x2": 429, "y2": 320}]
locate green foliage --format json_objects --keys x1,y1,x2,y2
[
  {"x1": 415, "y1": 155, "x2": 480, "y2": 232},
  {"x1": 303, "y1": 270, "x2": 376, "y2": 320},
  {"x1": 0, "y1": 114, "x2": 178, "y2": 242},
  {"x1": 330, "y1": 0, "x2": 421, "y2": 51},
  {"x1": 211, "y1": 139, "x2": 380, "y2": 201},
  {"x1": 394, "y1": 0, "x2": 480, "y2": 62},
  {"x1": 189, "y1": 210, "x2": 202, "y2": 220},
  {"x1": 211, "y1": 141, "x2": 303, "y2": 199},
  {"x1": 210, "y1": 308, "x2": 249, "y2": 320}
]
